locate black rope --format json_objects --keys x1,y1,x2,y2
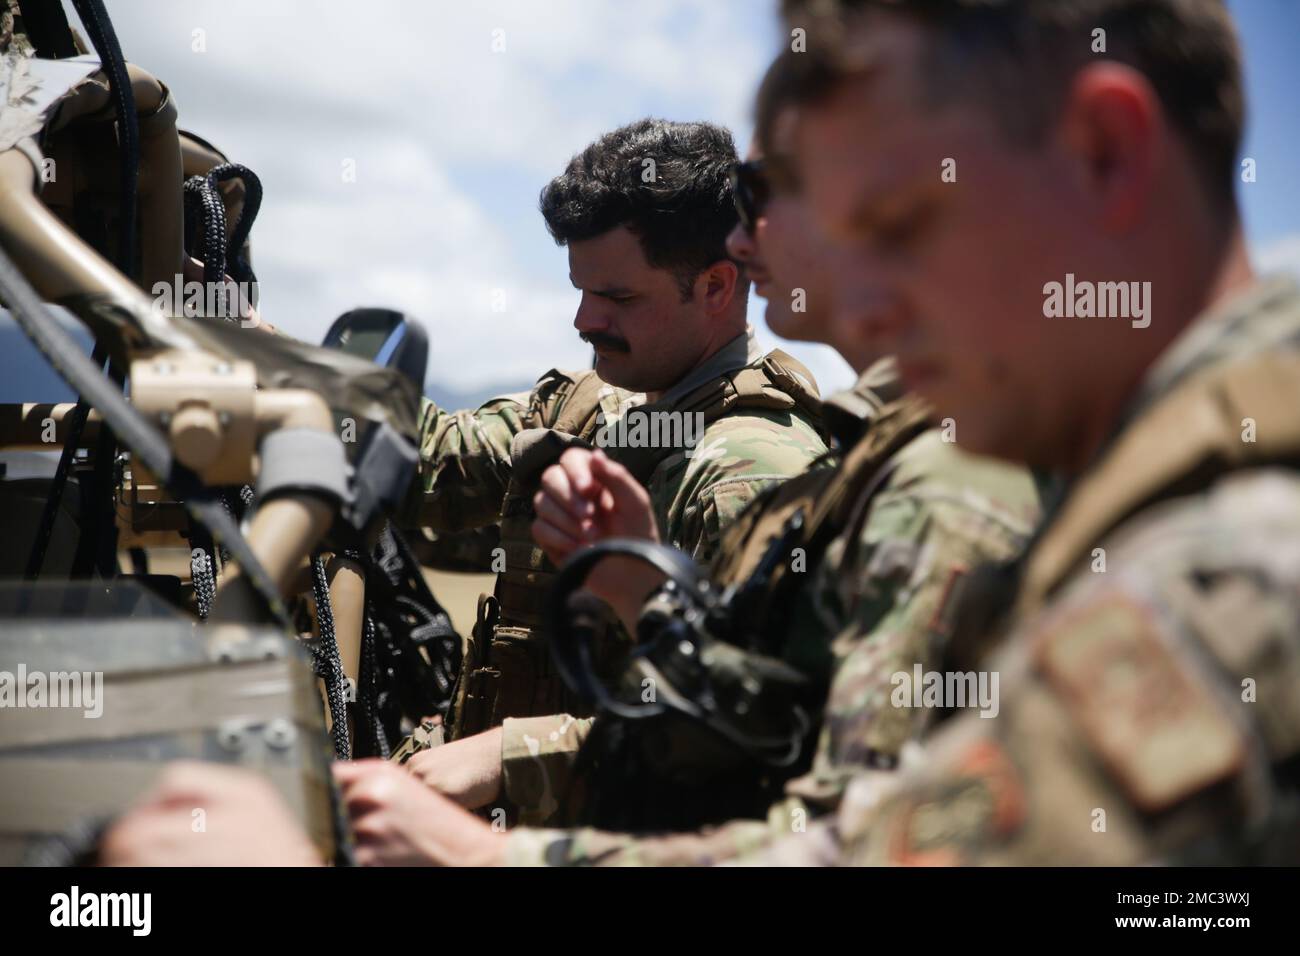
[
  {"x1": 215, "y1": 485, "x2": 255, "y2": 566},
  {"x1": 359, "y1": 610, "x2": 391, "y2": 759},
  {"x1": 189, "y1": 525, "x2": 218, "y2": 620},
  {"x1": 183, "y1": 163, "x2": 263, "y2": 315},
  {"x1": 310, "y1": 556, "x2": 352, "y2": 760},
  {"x1": 177, "y1": 162, "x2": 261, "y2": 590}
]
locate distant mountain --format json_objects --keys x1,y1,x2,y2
[{"x1": 423, "y1": 378, "x2": 532, "y2": 412}]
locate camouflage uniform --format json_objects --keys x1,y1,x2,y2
[
  {"x1": 494, "y1": 359, "x2": 1042, "y2": 863},
  {"x1": 750, "y1": 275, "x2": 1300, "y2": 866},
  {"x1": 411, "y1": 328, "x2": 825, "y2": 566},
  {"x1": 412, "y1": 329, "x2": 828, "y2": 741}
]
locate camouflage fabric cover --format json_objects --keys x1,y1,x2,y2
[
  {"x1": 750, "y1": 275, "x2": 1300, "y2": 866},
  {"x1": 495, "y1": 362, "x2": 1042, "y2": 862},
  {"x1": 387, "y1": 718, "x2": 444, "y2": 765}
]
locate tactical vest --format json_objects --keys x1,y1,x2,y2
[
  {"x1": 563, "y1": 394, "x2": 934, "y2": 832},
  {"x1": 1017, "y1": 350, "x2": 1300, "y2": 612},
  {"x1": 1014, "y1": 349, "x2": 1300, "y2": 861},
  {"x1": 447, "y1": 350, "x2": 824, "y2": 741}
]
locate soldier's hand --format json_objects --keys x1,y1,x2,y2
[
  {"x1": 533, "y1": 448, "x2": 666, "y2": 631},
  {"x1": 334, "y1": 760, "x2": 505, "y2": 866},
  {"x1": 533, "y1": 448, "x2": 658, "y2": 562},
  {"x1": 181, "y1": 255, "x2": 279, "y2": 334},
  {"x1": 404, "y1": 726, "x2": 504, "y2": 809},
  {"x1": 100, "y1": 761, "x2": 322, "y2": 867}
]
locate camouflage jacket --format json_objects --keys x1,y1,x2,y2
[
  {"x1": 753, "y1": 274, "x2": 1300, "y2": 866},
  {"x1": 496, "y1": 361, "x2": 1041, "y2": 864},
  {"x1": 411, "y1": 329, "x2": 827, "y2": 564}
]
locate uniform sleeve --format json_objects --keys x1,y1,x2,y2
[
  {"x1": 793, "y1": 433, "x2": 1037, "y2": 801},
  {"x1": 412, "y1": 366, "x2": 596, "y2": 535},
  {"x1": 763, "y1": 472, "x2": 1300, "y2": 866},
  {"x1": 500, "y1": 714, "x2": 595, "y2": 824},
  {"x1": 410, "y1": 395, "x2": 528, "y2": 534},
  {"x1": 501, "y1": 811, "x2": 778, "y2": 867},
  {"x1": 498, "y1": 434, "x2": 1040, "y2": 866},
  {"x1": 651, "y1": 410, "x2": 829, "y2": 564}
]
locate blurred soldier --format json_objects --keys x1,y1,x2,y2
[
  {"x1": 406, "y1": 119, "x2": 827, "y2": 745},
  {"x1": 105, "y1": 0, "x2": 1300, "y2": 869},
  {"x1": 743, "y1": 0, "x2": 1300, "y2": 865},
  {"x1": 360, "y1": 88, "x2": 1039, "y2": 863},
  {"x1": 102, "y1": 101, "x2": 1039, "y2": 868}
]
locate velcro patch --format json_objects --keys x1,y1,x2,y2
[
  {"x1": 887, "y1": 740, "x2": 1025, "y2": 866},
  {"x1": 1036, "y1": 596, "x2": 1245, "y2": 813}
]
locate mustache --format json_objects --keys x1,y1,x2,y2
[{"x1": 580, "y1": 332, "x2": 630, "y2": 353}]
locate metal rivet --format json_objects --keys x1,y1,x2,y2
[
  {"x1": 217, "y1": 722, "x2": 247, "y2": 752},
  {"x1": 264, "y1": 719, "x2": 296, "y2": 750}
]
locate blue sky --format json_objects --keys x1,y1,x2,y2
[
  {"x1": 1229, "y1": 0, "x2": 1300, "y2": 258},
  {"x1": 45, "y1": 0, "x2": 1300, "y2": 401}
]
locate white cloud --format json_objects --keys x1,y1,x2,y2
[
  {"x1": 79, "y1": 0, "x2": 780, "y2": 394},
  {"x1": 1256, "y1": 233, "x2": 1300, "y2": 281}
]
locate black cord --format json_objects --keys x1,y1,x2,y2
[
  {"x1": 358, "y1": 610, "x2": 391, "y2": 759},
  {"x1": 310, "y1": 556, "x2": 352, "y2": 760},
  {"x1": 189, "y1": 524, "x2": 218, "y2": 620},
  {"x1": 183, "y1": 163, "x2": 262, "y2": 299},
  {"x1": 71, "y1": 0, "x2": 139, "y2": 273}
]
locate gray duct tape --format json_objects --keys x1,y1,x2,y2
[{"x1": 256, "y1": 427, "x2": 350, "y2": 504}]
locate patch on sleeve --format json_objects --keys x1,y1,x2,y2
[
  {"x1": 1035, "y1": 596, "x2": 1245, "y2": 814},
  {"x1": 886, "y1": 740, "x2": 1025, "y2": 866},
  {"x1": 926, "y1": 565, "x2": 969, "y2": 638}
]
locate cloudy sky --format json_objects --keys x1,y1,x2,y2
[{"x1": 56, "y1": 0, "x2": 1300, "y2": 402}]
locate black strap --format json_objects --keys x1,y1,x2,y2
[
  {"x1": 15, "y1": 0, "x2": 79, "y2": 59},
  {"x1": 310, "y1": 555, "x2": 353, "y2": 760}
]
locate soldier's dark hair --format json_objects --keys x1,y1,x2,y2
[
  {"x1": 773, "y1": 0, "x2": 1245, "y2": 214},
  {"x1": 540, "y1": 118, "x2": 744, "y2": 301}
]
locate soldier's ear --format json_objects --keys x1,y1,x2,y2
[
  {"x1": 698, "y1": 259, "x2": 741, "y2": 315},
  {"x1": 1056, "y1": 61, "x2": 1159, "y2": 234}
]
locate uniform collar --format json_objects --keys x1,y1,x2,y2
[
  {"x1": 821, "y1": 356, "x2": 906, "y2": 446},
  {"x1": 655, "y1": 327, "x2": 762, "y2": 407}
]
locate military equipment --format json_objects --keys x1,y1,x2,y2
[{"x1": 0, "y1": 0, "x2": 456, "y2": 862}]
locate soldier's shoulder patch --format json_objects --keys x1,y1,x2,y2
[
  {"x1": 885, "y1": 739, "x2": 1025, "y2": 866},
  {"x1": 1034, "y1": 594, "x2": 1245, "y2": 813}
]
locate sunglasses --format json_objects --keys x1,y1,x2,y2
[{"x1": 729, "y1": 159, "x2": 771, "y2": 234}]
